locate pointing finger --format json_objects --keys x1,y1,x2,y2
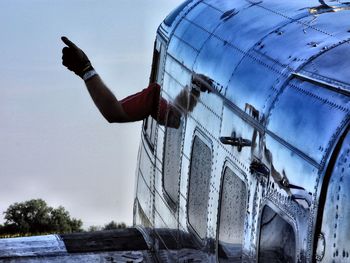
[{"x1": 61, "y1": 36, "x2": 79, "y2": 49}]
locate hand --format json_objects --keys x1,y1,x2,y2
[{"x1": 61, "y1": 36, "x2": 93, "y2": 78}]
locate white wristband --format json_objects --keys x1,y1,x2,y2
[{"x1": 83, "y1": 69, "x2": 97, "y2": 81}]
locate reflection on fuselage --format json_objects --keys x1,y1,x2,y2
[{"x1": 160, "y1": 74, "x2": 212, "y2": 129}]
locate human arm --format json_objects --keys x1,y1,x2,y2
[
  {"x1": 84, "y1": 75, "x2": 130, "y2": 123},
  {"x1": 61, "y1": 36, "x2": 130, "y2": 123}
]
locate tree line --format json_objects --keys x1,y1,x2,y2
[{"x1": 0, "y1": 199, "x2": 126, "y2": 237}]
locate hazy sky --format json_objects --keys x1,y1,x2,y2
[{"x1": 0, "y1": 0, "x2": 183, "y2": 228}]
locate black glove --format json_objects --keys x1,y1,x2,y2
[{"x1": 61, "y1": 36, "x2": 93, "y2": 78}]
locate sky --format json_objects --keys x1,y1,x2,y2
[{"x1": 0, "y1": 0, "x2": 183, "y2": 228}]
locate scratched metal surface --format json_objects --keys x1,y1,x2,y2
[
  {"x1": 1, "y1": 229, "x2": 157, "y2": 262},
  {"x1": 0, "y1": 235, "x2": 66, "y2": 258},
  {"x1": 300, "y1": 41, "x2": 350, "y2": 93},
  {"x1": 2, "y1": 252, "x2": 148, "y2": 263}
]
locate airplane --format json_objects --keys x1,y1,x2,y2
[{"x1": 0, "y1": 0, "x2": 349, "y2": 262}]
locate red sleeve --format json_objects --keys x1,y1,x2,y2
[{"x1": 120, "y1": 83, "x2": 168, "y2": 123}]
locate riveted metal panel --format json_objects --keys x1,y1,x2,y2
[
  {"x1": 296, "y1": 10, "x2": 350, "y2": 38},
  {"x1": 315, "y1": 131, "x2": 350, "y2": 262},
  {"x1": 267, "y1": 78, "x2": 350, "y2": 164},
  {"x1": 213, "y1": 5, "x2": 289, "y2": 54},
  {"x1": 301, "y1": 41, "x2": 350, "y2": 91},
  {"x1": 153, "y1": 125, "x2": 178, "y2": 231},
  {"x1": 173, "y1": 18, "x2": 211, "y2": 51},
  {"x1": 254, "y1": 0, "x2": 321, "y2": 16},
  {"x1": 226, "y1": 51, "x2": 289, "y2": 119},
  {"x1": 193, "y1": 90, "x2": 224, "y2": 121},
  {"x1": 156, "y1": 54, "x2": 194, "y2": 237},
  {"x1": 184, "y1": 2, "x2": 223, "y2": 34},
  {"x1": 135, "y1": 178, "x2": 152, "y2": 227},
  {"x1": 181, "y1": 105, "x2": 222, "y2": 241},
  {"x1": 179, "y1": 156, "x2": 190, "y2": 232},
  {"x1": 265, "y1": 135, "x2": 319, "y2": 195},
  {"x1": 206, "y1": 153, "x2": 222, "y2": 241},
  {"x1": 182, "y1": 1, "x2": 208, "y2": 23},
  {"x1": 167, "y1": 36, "x2": 198, "y2": 69},
  {"x1": 255, "y1": 9, "x2": 350, "y2": 71},
  {"x1": 133, "y1": 0, "x2": 350, "y2": 261},
  {"x1": 193, "y1": 36, "x2": 245, "y2": 92},
  {"x1": 160, "y1": 0, "x2": 200, "y2": 38},
  {"x1": 165, "y1": 55, "x2": 191, "y2": 88},
  {"x1": 261, "y1": 134, "x2": 319, "y2": 260},
  {"x1": 182, "y1": 117, "x2": 199, "y2": 161},
  {"x1": 164, "y1": 0, "x2": 194, "y2": 28},
  {"x1": 164, "y1": 55, "x2": 192, "y2": 97},
  {"x1": 179, "y1": 98, "x2": 221, "y2": 238},
  {"x1": 153, "y1": 187, "x2": 178, "y2": 230},
  {"x1": 162, "y1": 73, "x2": 186, "y2": 105},
  {"x1": 179, "y1": 91, "x2": 222, "y2": 150},
  {"x1": 155, "y1": 126, "x2": 165, "y2": 169},
  {"x1": 220, "y1": 105, "x2": 255, "y2": 172},
  {"x1": 202, "y1": 0, "x2": 250, "y2": 13},
  {"x1": 136, "y1": 145, "x2": 154, "y2": 225}
]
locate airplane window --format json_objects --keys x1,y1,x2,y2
[
  {"x1": 258, "y1": 206, "x2": 296, "y2": 263},
  {"x1": 163, "y1": 114, "x2": 184, "y2": 206},
  {"x1": 218, "y1": 167, "x2": 247, "y2": 262},
  {"x1": 188, "y1": 135, "x2": 212, "y2": 239}
]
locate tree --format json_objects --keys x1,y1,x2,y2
[
  {"x1": 50, "y1": 206, "x2": 82, "y2": 233},
  {"x1": 87, "y1": 221, "x2": 127, "y2": 232},
  {"x1": 1, "y1": 199, "x2": 83, "y2": 236},
  {"x1": 88, "y1": 225, "x2": 102, "y2": 232},
  {"x1": 103, "y1": 221, "x2": 126, "y2": 230}
]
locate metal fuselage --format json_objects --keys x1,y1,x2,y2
[
  {"x1": 1, "y1": 1, "x2": 349, "y2": 262},
  {"x1": 134, "y1": 0, "x2": 350, "y2": 262}
]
